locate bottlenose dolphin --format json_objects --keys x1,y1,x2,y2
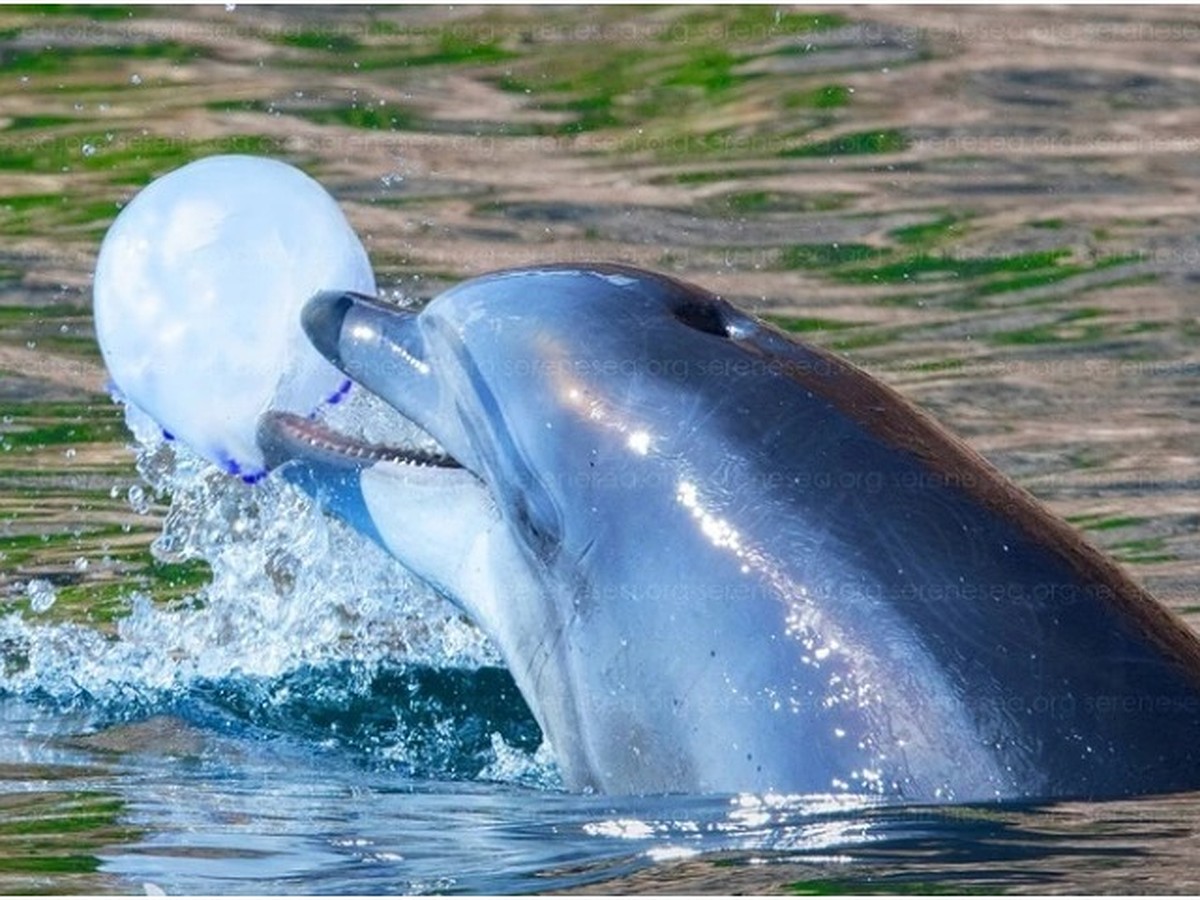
[{"x1": 258, "y1": 263, "x2": 1200, "y2": 802}]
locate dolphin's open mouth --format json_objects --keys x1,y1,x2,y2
[
  {"x1": 258, "y1": 410, "x2": 462, "y2": 472},
  {"x1": 258, "y1": 287, "x2": 467, "y2": 475}
]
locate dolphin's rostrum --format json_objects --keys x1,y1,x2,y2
[{"x1": 258, "y1": 263, "x2": 1200, "y2": 802}]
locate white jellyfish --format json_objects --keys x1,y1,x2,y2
[{"x1": 93, "y1": 155, "x2": 376, "y2": 480}]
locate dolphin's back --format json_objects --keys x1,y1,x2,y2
[{"x1": 698, "y1": 301, "x2": 1200, "y2": 799}]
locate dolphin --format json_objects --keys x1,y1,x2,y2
[{"x1": 257, "y1": 263, "x2": 1200, "y2": 802}]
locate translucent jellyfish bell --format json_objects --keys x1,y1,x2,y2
[{"x1": 93, "y1": 155, "x2": 375, "y2": 480}]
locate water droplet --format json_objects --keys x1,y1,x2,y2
[
  {"x1": 128, "y1": 484, "x2": 150, "y2": 514},
  {"x1": 26, "y1": 578, "x2": 57, "y2": 613}
]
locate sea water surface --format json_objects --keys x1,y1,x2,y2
[{"x1": 3, "y1": 5, "x2": 1200, "y2": 893}]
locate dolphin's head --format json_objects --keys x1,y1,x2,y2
[
  {"x1": 259, "y1": 262, "x2": 760, "y2": 583},
  {"x1": 257, "y1": 263, "x2": 775, "y2": 790}
]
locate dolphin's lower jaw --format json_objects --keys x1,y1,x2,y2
[{"x1": 258, "y1": 264, "x2": 1200, "y2": 802}]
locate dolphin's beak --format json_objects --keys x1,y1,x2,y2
[
  {"x1": 301, "y1": 289, "x2": 357, "y2": 370},
  {"x1": 300, "y1": 290, "x2": 438, "y2": 416},
  {"x1": 256, "y1": 290, "x2": 463, "y2": 475}
]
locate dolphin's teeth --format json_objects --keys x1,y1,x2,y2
[{"x1": 264, "y1": 410, "x2": 462, "y2": 470}]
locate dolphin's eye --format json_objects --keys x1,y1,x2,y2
[{"x1": 672, "y1": 299, "x2": 731, "y2": 338}]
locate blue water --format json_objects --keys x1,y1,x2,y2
[{"x1": 8, "y1": 685, "x2": 1200, "y2": 893}]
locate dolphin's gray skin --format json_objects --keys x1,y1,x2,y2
[{"x1": 258, "y1": 263, "x2": 1200, "y2": 802}]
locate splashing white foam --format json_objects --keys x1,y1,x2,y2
[{"x1": 0, "y1": 399, "x2": 498, "y2": 705}]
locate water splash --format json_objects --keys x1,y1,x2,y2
[
  {"x1": 1, "y1": 398, "x2": 557, "y2": 785},
  {"x1": 24, "y1": 578, "x2": 56, "y2": 613}
]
